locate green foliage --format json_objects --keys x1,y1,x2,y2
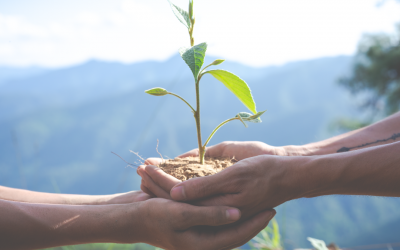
[
  {"x1": 204, "y1": 69, "x2": 257, "y2": 114},
  {"x1": 146, "y1": 0, "x2": 265, "y2": 163},
  {"x1": 247, "y1": 219, "x2": 283, "y2": 250},
  {"x1": 179, "y1": 42, "x2": 208, "y2": 80},
  {"x1": 339, "y1": 24, "x2": 400, "y2": 116},
  {"x1": 145, "y1": 88, "x2": 168, "y2": 96},
  {"x1": 167, "y1": 0, "x2": 191, "y2": 29},
  {"x1": 238, "y1": 110, "x2": 266, "y2": 123},
  {"x1": 307, "y1": 237, "x2": 329, "y2": 250}
]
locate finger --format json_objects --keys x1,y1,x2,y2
[
  {"x1": 145, "y1": 165, "x2": 181, "y2": 193},
  {"x1": 178, "y1": 148, "x2": 199, "y2": 158},
  {"x1": 178, "y1": 144, "x2": 221, "y2": 158},
  {"x1": 144, "y1": 158, "x2": 163, "y2": 166},
  {"x1": 170, "y1": 171, "x2": 231, "y2": 201},
  {"x1": 140, "y1": 183, "x2": 156, "y2": 197},
  {"x1": 132, "y1": 191, "x2": 152, "y2": 202},
  {"x1": 176, "y1": 205, "x2": 242, "y2": 229},
  {"x1": 203, "y1": 209, "x2": 276, "y2": 250},
  {"x1": 141, "y1": 170, "x2": 172, "y2": 199}
]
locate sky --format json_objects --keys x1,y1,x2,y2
[{"x1": 0, "y1": 0, "x2": 399, "y2": 68}]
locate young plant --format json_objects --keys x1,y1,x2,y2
[{"x1": 145, "y1": 0, "x2": 266, "y2": 164}]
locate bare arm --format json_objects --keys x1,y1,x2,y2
[
  {"x1": 146, "y1": 141, "x2": 400, "y2": 221},
  {"x1": 298, "y1": 140, "x2": 400, "y2": 198},
  {"x1": 0, "y1": 199, "x2": 141, "y2": 250},
  {"x1": 284, "y1": 112, "x2": 400, "y2": 156},
  {"x1": 0, "y1": 197, "x2": 274, "y2": 250},
  {"x1": 0, "y1": 186, "x2": 150, "y2": 205}
]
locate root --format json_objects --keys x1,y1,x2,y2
[
  {"x1": 156, "y1": 139, "x2": 164, "y2": 163},
  {"x1": 111, "y1": 151, "x2": 138, "y2": 168}
]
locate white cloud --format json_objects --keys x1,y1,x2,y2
[{"x1": 0, "y1": 0, "x2": 399, "y2": 67}]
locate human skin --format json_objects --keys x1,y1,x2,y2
[
  {"x1": 0, "y1": 185, "x2": 150, "y2": 205},
  {"x1": 0, "y1": 196, "x2": 275, "y2": 250},
  {"x1": 140, "y1": 141, "x2": 400, "y2": 220},
  {"x1": 138, "y1": 112, "x2": 400, "y2": 218}
]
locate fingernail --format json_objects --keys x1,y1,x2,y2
[
  {"x1": 226, "y1": 209, "x2": 241, "y2": 221},
  {"x1": 266, "y1": 210, "x2": 276, "y2": 220},
  {"x1": 170, "y1": 186, "x2": 186, "y2": 200},
  {"x1": 146, "y1": 165, "x2": 159, "y2": 171},
  {"x1": 137, "y1": 193, "x2": 150, "y2": 201}
]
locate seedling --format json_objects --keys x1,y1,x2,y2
[{"x1": 145, "y1": 0, "x2": 266, "y2": 164}]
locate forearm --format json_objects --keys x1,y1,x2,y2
[
  {"x1": 0, "y1": 199, "x2": 141, "y2": 250},
  {"x1": 294, "y1": 141, "x2": 400, "y2": 198},
  {"x1": 283, "y1": 112, "x2": 400, "y2": 156},
  {"x1": 0, "y1": 186, "x2": 142, "y2": 205}
]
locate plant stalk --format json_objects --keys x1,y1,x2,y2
[
  {"x1": 203, "y1": 117, "x2": 238, "y2": 149},
  {"x1": 194, "y1": 77, "x2": 204, "y2": 164},
  {"x1": 168, "y1": 92, "x2": 195, "y2": 113}
]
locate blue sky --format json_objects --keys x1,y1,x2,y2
[{"x1": 0, "y1": 0, "x2": 399, "y2": 67}]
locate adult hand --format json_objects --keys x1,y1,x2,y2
[
  {"x1": 137, "y1": 141, "x2": 298, "y2": 198},
  {"x1": 137, "y1": 141, "x2": 286, "y2": 198},
  {"x1": 139, "y1": 155, "x2": 308, "y2": 219},
  {"x1": 180, "y1": 141, "x2": 287, "y2": 161},
  {"x1": 134, "y1": 198, "x2": 276, "y2": 250}
]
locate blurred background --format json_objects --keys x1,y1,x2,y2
[{"x1": 1, "y1": 0, "x2": 400, "y2": 249}]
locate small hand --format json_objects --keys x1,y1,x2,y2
[
  {"x1": 138, "y1": 158, "x2": 180, "y2": 199},
  {"x1": 135, "y1": 198, "x2": 276, "y2": 250}
]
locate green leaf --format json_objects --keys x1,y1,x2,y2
[
  {"x1": 237, "y1": 110, "x2": 266, "y2": 123},
  {"x1": 145, "y1": 87, "x2": 168, "y2": 96},
  {"x1": 179, "y1": 43, "x2": 207, "y2": 80},
  {"x1": 210, "y1": 59, "x2": 225, "y2": 66},
  {"x1": 236, "y1": 113, "x2": 248, "y2": 128},
  {"x1": 205, "y1": 69, "x2": 257, "y2": 114},
  {"x1": 189, "y1": 0, "x2": 194, "y2": 22},
  {"x1": 167, "y1": 0, "x2": 191, "y2": 29},
  {"x1": 307, "y1": 237, "x2": 328, "y2": 250}
]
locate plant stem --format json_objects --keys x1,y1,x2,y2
[
  {"x1": 194, "y1": 77, "x2": 204, "y2": 164},
  {"x1": 203, "y1": 118, "x2": 238, "y2": 149},
  {"x1": 167, "y1": 92, "x2": 195, "y2": 113}
]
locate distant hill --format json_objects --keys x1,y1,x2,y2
[{"x1": 1, "y1": 55, "x2": 399, "y2": 247}]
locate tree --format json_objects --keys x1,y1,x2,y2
[{"x1": 339, "y1": 23, "x2": 400, "y2": 117}]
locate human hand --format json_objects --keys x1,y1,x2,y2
[
  {"x1": 133, "y1": 198, "x2": 276, "y2": 250},
  {"x1": 139, "y1": 155, "x2": 308, "y2": 219},
  {"x1": 137, "y1": 141, "x2": 285, "y2": 198},
  {"x1": 180, "y1": 141, "x2": 287, "y2": 161}
]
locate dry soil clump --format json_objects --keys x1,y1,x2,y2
[{"x1": 158, "y1": 156, "x2": 237, "y2": 181}]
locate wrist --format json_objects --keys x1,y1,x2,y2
[
  {"x1": 280, "y1": 143, "x2": 328, "y2": 156},
  {"x1": 290, "y1": 153, "x2": 346, "y2": 199},
  {"x1": 92, "y1": 203, "x2": 142, "y2": 244}
]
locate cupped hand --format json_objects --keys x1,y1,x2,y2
[
  {"x1": 180, "y1": 141, "x2": 287, "y2": 161},
  {"x1": 136, "y1": 198, "x2": 276, "y2": 250},
  {"x1": 139, "y1": 155, "x2": 308, "y2": 219},
  {"x1": 137, "y1": 141, "x2": 287, "y2": 198}
]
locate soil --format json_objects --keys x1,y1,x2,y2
[{"x1": 158, "y1": 156, "x2": 237, "y2": 181}]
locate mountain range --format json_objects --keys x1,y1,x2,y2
[{"x1": 1, "y1": 55, "x2": 399, "y2": 248}]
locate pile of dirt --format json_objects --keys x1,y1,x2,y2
[{"x1": 158, "y1": 156, "x2": 237, "y2": 181}]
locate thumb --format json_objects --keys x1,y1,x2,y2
[
  {"x1": 178, "y1": 205, "x2": 241, "y2": 229},
  {"x1": 170, "y1": 172, "x2": 227, "y2": 201}
]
